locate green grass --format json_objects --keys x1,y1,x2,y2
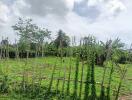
[{"x1": 0, "y1": 57, "x2": 132, "y2": 99}]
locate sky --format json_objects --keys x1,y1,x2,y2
[{"x1": 0, "y1": 0, "x2": 132, "y2": 46}]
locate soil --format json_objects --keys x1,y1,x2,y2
[{"x1": 119, "y1": 94, "x2": 132, "y2": 100}]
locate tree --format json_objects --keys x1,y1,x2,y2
[
  {"x1": 0, "y1": 38, "x2": 9, "y2": 59},
  {"x1": 34, "y1": 28, "x2": 51, "y2": 57},
  {"x1": 1, "y1": 39, "x2": 9, "y2": 46},
  {"x1": 78, "y1": 35, "x2": 97, "y2": 61},
  {"x1": 100, "y1": 38, "x2": 125, "y2": 63},
  {"x1": 12, "y1": 18, "x2": 51, "y2": 57},
  {"x1": 12, "y1": 18, "x2": 36, "y2": 58},
  {"x1": 54, "y1": 30, "x2": 70, "y2": 48},
  {"x1": 82, "y1": 35, "x2": 96, "y2": 46}
]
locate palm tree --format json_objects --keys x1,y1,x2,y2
[{"x1": 100, "y1": 38, "x2": 125, "y2": 64}]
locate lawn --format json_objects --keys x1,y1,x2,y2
[{"x1": 0, "y1": 57, "x2": 132, "y2": 99}]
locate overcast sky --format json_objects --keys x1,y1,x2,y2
[{"x1": 0, "y1": 0, "x2": 132, "y2": 46}]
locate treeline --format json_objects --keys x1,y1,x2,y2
[{"x1": 0, "y1": 18, "x2": 132, "y2": 65}]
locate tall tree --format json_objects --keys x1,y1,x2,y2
[
  {"x1": 82, "y1": 35, "x2": 96, "y2": 46},
  {"x1": 54, "y1": 30, "x2": 70, "y2": 48},
  {"x1": 12, "y1": 18, "x2": 51, "y2": 57},
  {"x1": 100, "y1": 38, "x2": 125, "y2": 64},
  {"x1": 12, "y1": 18, "x2": 37, "y2": 58}
]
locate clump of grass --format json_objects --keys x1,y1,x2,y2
[{"x1": 0, "y1": 75, "x2": 9, "y2": 93}]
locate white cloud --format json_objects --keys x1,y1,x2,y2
[
  {"x1": 17, "y1": 0, "x2": 72, "y2": 17},
  {"x1": 74, "y1": 0, "x2": 83, "y2": 3},
  {"x1": 65, "y1": 0, "x2": 75, "y2": 10},
  {"x1": 73, "y1": 0, "x2": 127, "y2": 21},
  {"x1": 0, "y1": 1, "x2": 10, "y2": 26},
  {"x1": 12, "y1": 0, "x2": 29, "y2": 16},
  {"x1": 77, "y1": 0, "x2": 127, "y2": 19},
  {"x1": 106, "y1": 0, "x2": 126, "y2": 16},
  {"x1": 0, "y1": 0, "x2": 132, "y2": 45},
  {"x1": 88, "y1": 0, "x2": 100, "y2": 6}
]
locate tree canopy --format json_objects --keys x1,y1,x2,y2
[
  {"x1": 53, "y1": 30, "x2": 70, "y2": 48},
  {"x1": 12, "y1": 18, "x2": 51, "y2": 52}
]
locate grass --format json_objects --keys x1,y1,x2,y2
[{"x1": 0, "y1": 57, "x2": 132, "y2": 99}]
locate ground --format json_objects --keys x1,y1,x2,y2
[{"x1": 0, "y1": 57, "x2": 132, "y2": 99}]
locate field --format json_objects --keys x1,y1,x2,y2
[{"x1": 0, "y1": 57, "x2": 132, "y2": 100}]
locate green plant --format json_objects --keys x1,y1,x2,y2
[
  {"x1": 0, "y1": 75, "x2": 9, "y2": 93},
  {"x1": 91, "y1": 52, "x2": 96, "y2": 100},
  {"x1": 73, "y1": 54, "x2": 80, "y2": 99},
  {"x1": 115, "y1": 64, "x2": 127, "y2": 100},
  {"x1": 79, "y1": 60, "x2": 84, "y2": 99}
]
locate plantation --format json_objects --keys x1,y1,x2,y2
[{"x1": 0, "y1": 18, "x2": 132, "y2": 100}]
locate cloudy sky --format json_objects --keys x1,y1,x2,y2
[{"x1": 0, "y1": 0, "x2": 132, "y2": 45}]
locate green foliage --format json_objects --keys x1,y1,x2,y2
[
  {"x1": 106, "y1": 62, "x2": 114, "y2": 100},
  {"x1": 0, "y1": 57, "x2": 130, "y2": 99},
  {"x1": 115, "y1": 64, "x2": 127, "y2": 100},
  {"x1": 79, "y1": 61, "x2": 84, "y2": 99},
  {"x1": 12, "y1": 18, "x2": 51, "y2": 54},
  {"x1": 0, "y1": 19, "x2": 131, "y2": 100},
  {"x1": 48, "y1": 64, "x2": 56, "y2": 92},
  {"x1": 91, "y1": 52, "x2": 96, "y2": 100},
  {"x1": 73, "y1": 54, "x2": 80, "y2": 99},
  {"x1": 66, "y1": 58, "x2": 72, "y2": 96},
  {"x1": 53, "y1": 30, "x2": 70, "y2": 48},
  {"x1": 84, "y1": 56, "x2": 91, "y2": 100},
  {"x1": 0, "y1": 75, "x2": 9, "y2": 93}
]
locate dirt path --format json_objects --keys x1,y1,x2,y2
[{"x1": 119, "y1": 95, "x2": 132, "y2": 100}]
